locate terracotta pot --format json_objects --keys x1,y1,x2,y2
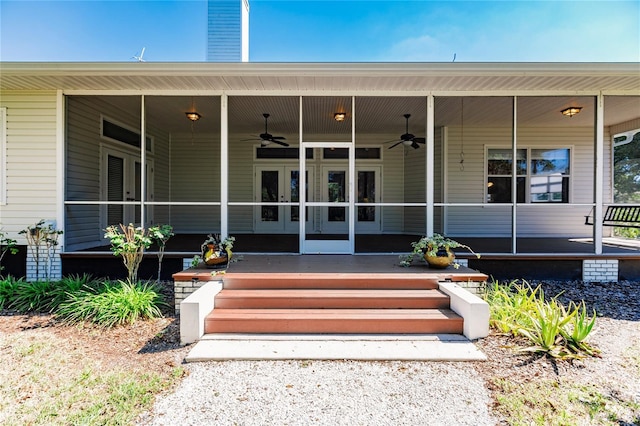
[{"x1": 424, "y1": 246, "x2": 455, "y2": 269}]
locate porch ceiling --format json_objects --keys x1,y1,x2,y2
[{"x1": 3, "y1": 62, "x2": 639, "y2": 134}]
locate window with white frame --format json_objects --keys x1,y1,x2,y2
[
  {"x1": 487, "y1": 147, "x2": 570, "y2": 203},
  {"x1": 613, "y1": 129, "x2": 640, "y2": 203},
  {"x1": 0, "y1": 107, "x2": 6, "y2": 205}
]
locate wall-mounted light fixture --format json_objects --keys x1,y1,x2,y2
[
  {"x1": 334, "y1": 112, "x2": 346, "y2": 122},
  {"x1": 185, "y1": 111, "x2": 201, "y2": 121},
  {"x1": 561, "y1": 107, "x2": 582, "y2": 117}
]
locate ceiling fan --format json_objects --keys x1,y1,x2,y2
[
  {"x1": 244, "y1": 113, "x2": 289, "y2": 147},
  {"x1": 386, "y1": 114, "x2": 425, "y2": 150}
]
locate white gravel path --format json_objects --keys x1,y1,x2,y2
[{"x1": 140, "y1": 360, "x2": 496, "y2": 426}]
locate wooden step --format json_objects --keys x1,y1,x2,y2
[
  {"x1": 222, "y1": 273, "x2": 440, "y2": 289},
  {"x1": 214, "y1": 289, "x2": 450, "y2": 309},
  {"x1": 205, "y1": 308, "x2": 463, "y2": 334}
]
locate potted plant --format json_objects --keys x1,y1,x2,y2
[
  {"x1": 399, "y1": 233, "x2": 479, "y2": 269},
  {"x1": 199, "y1": 234, "x2": 235, "y2": 269}
]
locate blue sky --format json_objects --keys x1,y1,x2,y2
[{"x1": 1, "y1": 0, "x2": 638, "y2": 62}]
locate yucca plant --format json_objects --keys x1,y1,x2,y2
[
  {"x1": 518, "y1": 298, "x2": 578, "y2": 359},
  {"x1": 562, "y1": 301, "x2": 600, "y2": 357},
  {"x1": 485, "y1": 280, "x2": 539, "y2": 334}
]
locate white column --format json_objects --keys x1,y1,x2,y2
[
  {"x1": 298, "y1": 96, "x2": 305, "y2": 253},
  {"x1": 220, "y1": 94, "x2": 229, "y2": 238},
  {"x1": 140, "y1": 95, "x2": 146, "y2": 226},
  {"x1": 594, "y1": 94, "x2": 604, "y2": 255},
  {"x1": 512, "y1": 96, "x2": 517, "y2": 254},
  {"x1": 348, "y1": 96, "x2": 356, "y2": 254},
  {"x1": 56, "y1": 90, "x2": 65, "y2": 250},
  {"x1": 426, "y1": 95, "x2": 435, "y2": 236}
]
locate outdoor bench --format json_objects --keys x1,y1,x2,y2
[{"x1": 584, "y1": 205, "x2": 640, "y2": 228}]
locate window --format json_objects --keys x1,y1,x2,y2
[
  {"x1": 0, "y1": 107, "x2": 5, "y2": 205},
  {"x1": 255, "y1": 147, "x2": 313, "y2": 159},
  {"x1": 322, "y1": 147, "x2": 381, "y2": 159},
  {"x1": 487, "y1": 147, "x2": 570, "y2": 203},
  {"x1": 101, "y1": 116, "x2": 152, "y2": 152},
  {"x1": 613, "y1": 129, "x2": 640, "y2": 203},
  {"x1": 487, "y1": 149, "x2": 526, "y2": 203}
]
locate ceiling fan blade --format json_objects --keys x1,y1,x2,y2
[
  {"x1": 413, "y1": 137, "x2": 425, "y2": 144},
  {"x1": 271, "y1": 136, "x2": 286, "y2": 140},
  {"x1": 388, "y1": 141, "x2": 403, "y2": 150},
  {"x1": 411, "y1": 142, "x2": 420, "y2": 149},
  {"x1": 271, "y1": 139, "x2": 290, "y2": 147}
]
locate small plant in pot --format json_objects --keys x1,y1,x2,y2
[
  {"x1": 399, "y1": 233, "x2": 479, "y2": 269},
  {"x1": 199, "y1": 234, "x2": 235, "y2": 269}
]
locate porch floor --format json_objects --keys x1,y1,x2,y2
[
  {"x1": 221, "y1": 254, "x2": 485, "y2": 276},
  {"x1": 80, "y1": 234, "x2": 640, "y2": 257}
]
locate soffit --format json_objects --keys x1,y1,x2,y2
[{"x1": 1, "y1": 62, "x2": 639, "y2": 93}]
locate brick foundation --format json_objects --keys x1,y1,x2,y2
[
  {"x1": 582, "y1": 259, "x2": 618, "y2": 283},
  {"x1": 26, "y1": 251, "x2": 62, "y2": 282}
]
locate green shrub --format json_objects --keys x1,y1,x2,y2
[
  {"x1": 44, "y1": 274, "x2": 100, "y2": 313},
  {"x1": 9, "y1": 280, "x2": 55, "y2": 312},
  {"x1": 58, "y1": 280, "x2": 165, "y2": 327},
  {"x1": 0, "y1": 275, "x2": 23, "y2": 309}
]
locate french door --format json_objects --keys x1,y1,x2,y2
[
  {"x1": 302, "y1": 143, "x2": 353, "y2": 254},
  {"x1": 319, "y1": 165, "x2": 381, "y2": 233},
  {"x1": 103, "y1": 148, "x2": 153, "y2": 228},
  {"x1": 255, "y1": 165, "x2": 314, "y2": 233}
]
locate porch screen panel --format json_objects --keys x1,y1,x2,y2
[
  {"x1": 516, "y1": 96, "x2": 595, "y2": 244},
  {"x1": 107, "y1": 155, "x2": 124, "y2": 226}
]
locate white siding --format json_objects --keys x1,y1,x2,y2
[
  {"x1": 402, "y1": 135, "x2": 426, "y2": 234},
  {"x1": 378, "y1": 138, "x2": 404, "y2": 232},
  {"x1": 170, "y1": 132, "x2": 221, "y2": 232},
  {"x1": 227, "y1": 133, "x2": 255, "y2": 233},
  {"x1": 0, "y1": 91, "x2": 58, "y2": 243}
]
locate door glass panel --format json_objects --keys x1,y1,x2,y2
[
  {"x1": 358, "y1": 171, "x2": 375, "y2": 222},
  {"x1": 134, "y1": 161, "x2": 142, "y2": 223},
  {"x1": 107, "y1": 155, "x2": 124, "y2": 226},
  {"x1": 328, "y1": 171, "x2": 346, "y2": 222},
  {"x1": 261, "y1": 170, "x2": 279, "y2": 222}
]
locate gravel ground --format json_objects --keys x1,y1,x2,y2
[
  {"x1": 139, "y1": 360, "x2": 496, "y2": 426},
  {"x1": 140, "y1": 279, "x2": 639, "y2": 425}
]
